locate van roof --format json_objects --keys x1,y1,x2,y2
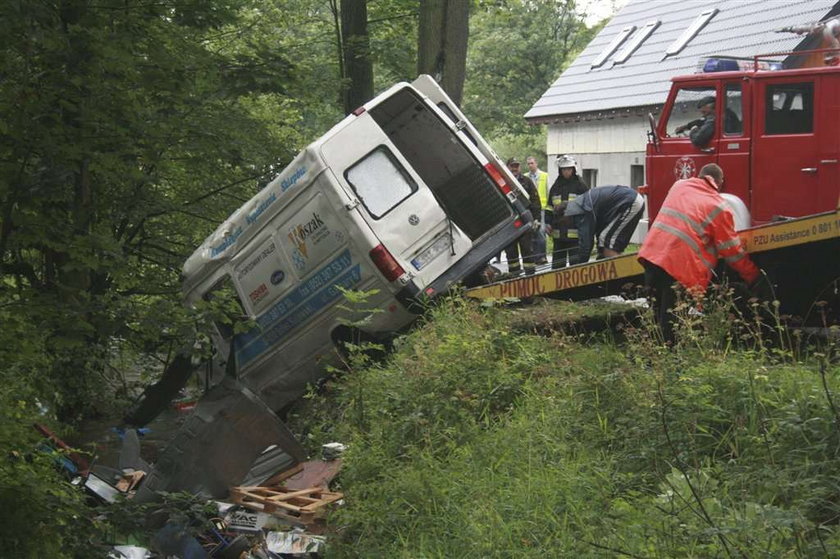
[{"x1": 181, "y1": 80, "x2": 415, "y2": 295}]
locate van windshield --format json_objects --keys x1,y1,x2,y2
[{"x1": 369, "y1": 88, "x2": 512, "y2": 240}]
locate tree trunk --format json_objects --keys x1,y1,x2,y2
[
  {"x1": 340, "y1": 0, "x2": 374, "y2": 115},
  {"x1": 417, "y1": 0, "x2": 470, "y2": 106}
]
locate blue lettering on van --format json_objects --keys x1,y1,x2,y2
[
  {"x1": 210, "y1": 227, "x2": 243, "y2": 258},
  {"x1": 234, "y1": 264, "x2": 361, "y2": 366},
  {"x1": 253, "y1": 249, "x2": 353, "y2": 331},
  {"x1": 280, "y1": 166, "x2": 307, "y2": 192},
  {"x1": 246, "y1": 192, "x2": 277, "y2": 225}
]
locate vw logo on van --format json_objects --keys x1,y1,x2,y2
[
  {"x1": 270, "y1": 270, "x2": 286, "y2": 285},
  {"x1": 408, "y1": 214, "x2": 420, "y2": 226}
]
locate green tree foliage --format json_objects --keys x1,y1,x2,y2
[
  {"x1": 463, "y1": 0, "x2": 600, "y2": 158},
  {"x1": 0, "y1": 1, "x2": 305, "y2": 420}
]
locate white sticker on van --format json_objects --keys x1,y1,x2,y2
[
  {"x1": 281, "y1": 194, "x2": 346, "y2": 277},
  {"x1": 235, "y1": 239, "x2": 284, "y2": 315},
  {"x1": 235, "y1": 248, "x2": 361, "y2": 367}
]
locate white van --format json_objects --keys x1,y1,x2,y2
[{"x1": 182, "y1": 75, "x2": 533, "y2": 412}]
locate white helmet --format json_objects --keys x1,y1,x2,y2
[{"x1": 556, "y1": 154, "x2": 577, "y2": 169}]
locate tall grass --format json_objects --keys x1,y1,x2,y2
[{"x1": 290, "y1": 294, "x2": 840, "y2": 557}]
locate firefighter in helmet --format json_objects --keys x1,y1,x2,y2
[{"x1": 547, "y1": 155, "x2": 589, "y2": 269}]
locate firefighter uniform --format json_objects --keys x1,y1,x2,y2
[
  {"x1": 548, "y1": 157, "x2": 589, "y2": 269},
  {"x1": 638, "y1": 175, "x2": 760, "y2": 341}
]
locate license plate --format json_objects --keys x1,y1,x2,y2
[{"x1": 411, "y1": 234, "x2": 451, "y2": 270}]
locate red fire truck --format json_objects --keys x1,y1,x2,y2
[
  {"x1": 467, "y1": 49, "x2": 840, "y2": 320},
  {"x1": 645, "y1": 50, "x2": 840, "y2": 226}
]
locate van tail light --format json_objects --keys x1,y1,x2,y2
[
  {"x1": 484, "y1": 163, "x2": 513, "y2": 195},
  {"x1": 369, "y1": 244, "x2": 405, "y2": 282}
]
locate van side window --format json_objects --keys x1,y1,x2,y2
[
  {"x1": 202, "y1": 276, "x2": 247, "y2": 342},
  {"x1": 345, "y1": 146, "x2": 418, "y2": 219},
  {"x1": 765, "y1": 82, "x2": 813, "y2": 135}
]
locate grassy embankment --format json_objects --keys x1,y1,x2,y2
[{"x1": 290, "y1": 293, "x2": 840, "y2": 557}]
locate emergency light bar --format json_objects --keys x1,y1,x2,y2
[{"x1": 698, "y1": 56, "x2": 783, "y2": 73}]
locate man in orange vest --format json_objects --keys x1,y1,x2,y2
[{"x1": 638, "y1": 163, "x2": 764, "y2": 342}]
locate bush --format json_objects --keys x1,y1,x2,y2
[{"x1": 296, "y1": 296, "x2": 840, "y2": 557}]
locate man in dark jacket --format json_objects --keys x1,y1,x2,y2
[
  {"x1": 547, "y1": 155, "x2": 589, "y2": 269},
  {"x1": 503, "y1": 157, "x2": 541, "y2": 275},
  {"x1": 560, "y1": 185, "x2": 645, "y2": 265},
  {"x1": 675, "y1": 95, "x2": 715, "y2": 148}
]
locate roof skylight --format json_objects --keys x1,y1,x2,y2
[
  {"x1": 590, "y1": 25, "x2": 635, "y2": 69},
  {"x1": 614, "y1": 20, "x2": 660, "y2": 64},
  {"x1": 664, "y1": 9, "x2": 718, "y2": 58}
]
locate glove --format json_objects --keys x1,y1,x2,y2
[
  {"x1": 531, "y1": 220, "x2": 541, "y2": 232},
  {"x1": 748, "y1": 272, "x2": 774, "y2": 301}
]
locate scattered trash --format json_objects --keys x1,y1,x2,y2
[
  {"x1": 217, "y1": 502, "x2": 287, "y2": 533},
  {"x1": 322, "y1": 442, "x2": 345, "y2": 461},
  {"x1": 108, "y1": 545, "x2": 152, "y2": 559},
  {"x1": 264, "y1": 528, "x2": 325, "y2": 555},
  {"x1": 279, "y1": 460, "x2": 342, "y2": 491},
  {"x1": 82, "y1": 471, "x2": 122, "y2": 504},
  {"x1": 152, "y1": 523, "x2": 206, "y2": 558},
  {"x1": 115, "y1": 469, "x2": 146, "y2": 492}
]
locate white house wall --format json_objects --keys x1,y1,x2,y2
[{"x1": 546, "y1": 114, "x2": 651, "y2": 242}]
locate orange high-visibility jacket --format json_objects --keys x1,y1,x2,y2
[{"x1": 639, "y1": 176, "x2": 759, "y2": 292}]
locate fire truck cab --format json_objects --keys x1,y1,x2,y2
[{"x1": 646, "y1": 54, "x2": 840, "y2": 225}]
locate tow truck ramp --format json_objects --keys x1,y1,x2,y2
[{"x1": 466, "y1": 208, "x2": 840, "y2": 319}]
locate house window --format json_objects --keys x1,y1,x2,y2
[
  {"x1": 664, "y1": 9, "x2": 718, "y2": 58},
  {"x1": 591, "y1": 25, "x2": 635, "y2": 69},
  {"x1": 614, "y1": 20, "x2": 660, "y2": 64},
  {"x1": 630, "y1": 165, "x2": 644, "y2": 188},
  {"x1": 765, "y1": 82, "x2": 814, "y2": 135},
  {"x1": 582, "y1": 169, "x2": 598, "y2": 188}
]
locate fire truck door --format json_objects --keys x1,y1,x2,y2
[
  {"x1": 648, "y1": 84, "x2": 719, "y2": 218},
  {"x1": 717, "y1": 81, "x2": 750, "y2": 208},
  {"x1": 751, "y1": 77, "x2": 821, "y2": 222}
]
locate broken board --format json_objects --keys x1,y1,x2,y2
[{"x1": 229, "y1": 485, "x2": 343, "y2": 526}]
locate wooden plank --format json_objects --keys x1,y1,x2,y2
[{"x1": 261, "y1": 462, "x2": 304, "y2": 487}]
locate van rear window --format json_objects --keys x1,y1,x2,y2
[
  {"x1": 345, "y1": 147, "x2": 418, "y2": 219},
  {"x1": 369, "y1": 88, "x2": 512, "y2": 240}
]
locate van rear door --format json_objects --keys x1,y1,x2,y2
[
  {"x1": 320, "y1": 104, "x2": 468, "y2": 285},
  {"x1": 321, "y1": 86, "x2": 516, "y2": 287}
]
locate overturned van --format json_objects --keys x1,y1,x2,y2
[{"x1": 180, "y1": 75, "x2": 534, "y2": 414}]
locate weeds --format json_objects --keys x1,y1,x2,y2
[{"x1": 289, "y1": 291, "x2": 840, "y2": 557}]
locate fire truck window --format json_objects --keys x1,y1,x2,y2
[
  {"x1": 765, "y1": 82, "x2": 813, "y2": 135},
  {"x1": 723, "y1": 83, "x2": 743, "y2": 135},
  {"x1": 345, "y1": 146, "x2": 418, "y2": 219},
  {"x1": 665, "y1": 87, "x2": 716, "y2": 136}
]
